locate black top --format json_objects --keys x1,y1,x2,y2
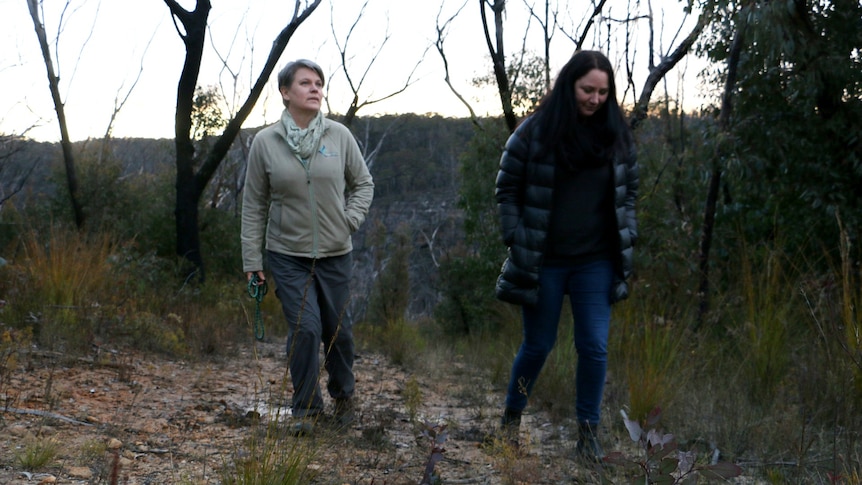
[{"x1": 544, "y1": 161, "x2": 615, "y2": 265}]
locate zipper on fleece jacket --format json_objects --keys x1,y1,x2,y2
[{"x1": 302, "y1": 157, "x2": 320, "y2": 258}]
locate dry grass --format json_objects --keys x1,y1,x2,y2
[{"x1": 1, "y1": 221, "x2": 861, "y2": 484}]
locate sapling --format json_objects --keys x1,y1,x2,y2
[{"x1": 603, "y1": 406, "x2": 742, "y2": 484}]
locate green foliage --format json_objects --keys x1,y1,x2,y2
[
  {"x1": 366, "y1": 221, "x2": 412, "y2": 326},
  {"x1": 199, "y1": 204, "x2": 243, "y2": 278},
  {"x1": 124, "y1": 311, "x2": 189, "y2": 356},
  {"x1": 434, "y1": 247, "x2": 503, "y2": 336},
  {"x1": 362, "y1": 221, "x2": 428, "y2": 367},
  {"x1": 76, "y1": 438, "x2": 108, "y2": 464},
  {"x1": 435, "y1": 120, "x2": 509, "y2": 336},
  {"x1": 2, "y1": 209, "x2": 247, "y2": 357},
  {"x1": 699, "y1": 0, "x2": 862, "y2": 257},
  {"x1": 192, "y1": 85, "x2": 228, "y2": 143},
  {"x1": 403, "y1": 376, "x2": 423, "y2": 423},
  {"x1": 457, "y1": 120, "x2": 508, "y2": 251},
  {"x1": 354, "y1": 114, "x2": 474, "y2": 200},
  {"x1": 371, "y1": 316, "x2": 427, "y2": 369},
  {"x1": 630, "y1": 111, "x2": 712, "y2": 307},
  {"x1": 473, "y1": 51, "x2": 549, "y2": 118},
  {"x1": 40, "y1": 141, "x2": 178, "y2": 261},
  {"x1": 794, "y1": 217, "x2": 862, "y2": 447},
  {"x1": 837, "y1": 228, "x2": 862, "y2": 403}
]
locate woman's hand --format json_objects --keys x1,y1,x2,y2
[{"x1": 246, "y1": 271, "x2": 266, "y2": 285}]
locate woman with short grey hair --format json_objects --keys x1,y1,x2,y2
[{"x1": 241, "y1": 59, "x2": 374, "y2": 435}]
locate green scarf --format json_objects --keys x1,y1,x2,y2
[{"x1": 281, "y1": 109, "x2": 325, "y2": 160}]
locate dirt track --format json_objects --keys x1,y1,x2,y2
[{"x1": 0, "y1": 340, "x2": 597, "y2": 484}]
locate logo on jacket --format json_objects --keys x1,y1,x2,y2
[{"x1": 319, "y1": 145, "x2": 339, "y2": 158}]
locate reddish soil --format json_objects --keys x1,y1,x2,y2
[{"x1": 0, "y1": 341, "x2": 597, "y2": 484}]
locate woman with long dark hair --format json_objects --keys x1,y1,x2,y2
[{"x1": 494, "y1": 50, "x2": 638, "y2": 461}]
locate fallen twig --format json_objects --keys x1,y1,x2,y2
[{"x1": 3, "y1": 406, "x2": 94, "y2": 426}]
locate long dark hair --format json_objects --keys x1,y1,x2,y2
[{"x1": 531, "y1": 50, "x2": 631, "y2": 161}]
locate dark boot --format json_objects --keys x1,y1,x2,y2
[
  {"x1": 332, "y1": 397, "x2": 356, "y2": 429},
  {"x1": 497, "y1": 407, "x2": 522, "y2": 447},
  {"x1": 576, "y1": 421, "x2": 604, "y2": 463},
  {"x1": 501, "y1": 407, "x2": 522, "y2": 427}
]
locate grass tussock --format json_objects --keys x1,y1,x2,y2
[
  {"x1": 15, "y1": 437, "x2": 60, "y2": 470},
  {"x1": 735, "y1": 243, "x2": 793, "y2": 403},
  {"x1": 2, "y1": 224, "x2": 250, "y2": 358},
  {"x1": 14, "y1": 227, "x2": 116, "y2": 351},
  {"x1": 362, "y1": 316, "x2": 427, "y2": 369},
  {"x1": 220, "y1": 432, "x2": 319, "y2": 485},
  {"x1": 615, "y1": 301, "x2": 688, "y2": 424},
  {"x1": 0, "y1": 327, "x2": 31, "y2": 401}
]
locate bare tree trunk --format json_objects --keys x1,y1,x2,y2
[
  {"x1": 695, "y1": 14, "x2": 746, "y2": 326},
  {"x1": 523, "y1": 0, "x2": 554, "y2": 89},
  {"x1": 26, "y1": 0, "x2": 84, "y2": 228},
  {"x1": 164, "y1": 0, "x2": 322, "y2": 282},
  {"x1": 480, "y1": 0, "x2": 518, "y2": 132},
  {"x1": 164, "y1": 0, "x2": 210, "y2": 281}
]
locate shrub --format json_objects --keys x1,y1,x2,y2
[
  {"x1": 15, "y1": 226, "x2": 116, "y2": 351},
  {"x1": 15, "y1": 437, "x2": 59, "y2": 471}
]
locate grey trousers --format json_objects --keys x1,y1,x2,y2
[{"x1": 268, "y1": 251, "x2": 355, "y2": 417}]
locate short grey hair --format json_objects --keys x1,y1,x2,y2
[{"x1": 277, "y1": 59, "x2": 325, "y2": 90}]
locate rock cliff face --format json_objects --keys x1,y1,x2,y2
[{"x1": 351, "y1": 190, "x2": 465, "y2": 323}]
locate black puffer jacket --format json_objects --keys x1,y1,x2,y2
[{"x1": 494, "y1": 116, "x2": 639, "y2": 306}]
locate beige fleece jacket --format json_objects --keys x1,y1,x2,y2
[{"x1": 241, "y1": 116, "x2": 374, "y2": 272}]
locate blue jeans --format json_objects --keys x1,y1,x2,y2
[{"x1": 505, "y1": 259, "x2": 613, "y2": 425}]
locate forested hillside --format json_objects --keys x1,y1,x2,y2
[{"x1": 1, "y1": 115, "x2": 476, "y2": 320}]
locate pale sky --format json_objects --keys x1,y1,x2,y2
[{"x1": 1, "y1": 0, "x2": 710, "y2": 142}]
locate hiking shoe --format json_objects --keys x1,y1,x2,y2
[{"x1": 290, "y1": 420, "x2": 314, "y2": 436}]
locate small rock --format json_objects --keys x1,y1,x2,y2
[
  {"x1": 107, "y1": 438, "x2": 123, "y2": 449},
  {"x1": 8, "y1": 425, "x2": 30, "y2": 437},
  {"x1": 67, "y1": 466, "x2": 93, "y2": 479},
  {"x1": 37, "y1": 475, "x2": 57, "y2": 484}
]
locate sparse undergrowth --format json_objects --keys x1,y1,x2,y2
[{"x1": 0, "y1": 212, "x2": 860, "y2": 483}]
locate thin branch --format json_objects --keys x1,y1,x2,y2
[
  {"x1": 433, "y1": 1, "x2": 480, "y2": 126},
  {"x1": 629, "y1": 9, "x2": 708, "y2": 130},
  {"x1": 100, "y1": 23, "x2": 156, "y2": 154},
  {"x1": 329, "y1": 1, "x2": 425, "y2": 126}
]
